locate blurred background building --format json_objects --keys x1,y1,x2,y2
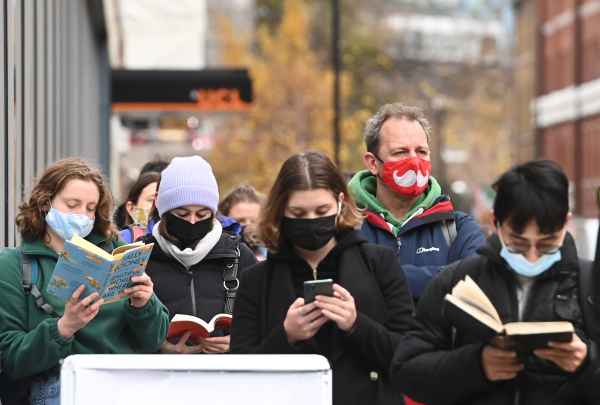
[
  {"x1": 0, "y1": 0, "x2": 109, "y2": 247},
  {"x1": 515, "y1": 0, "x2": 600, "y2": 258}
]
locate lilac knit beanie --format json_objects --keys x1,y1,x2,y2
[{"x1": 156, "y1": 156, "x2": 219, "y2": 216}]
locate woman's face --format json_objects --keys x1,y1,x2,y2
[
  {"x1": 126, "y1": 181, "x2": 157, "y2": 217},
  {"x1": 49, "y1": 179, "x2": 100, "y2": 220},
  {"x1": 284, "y1": 188, "x2": 343, "y2": 219},
  {"x1": 171, "y1": 205, "x2": 212, "y2": 223},
  {"x1": 228, "y1": 201, "x2": 261, "y2": 227}
]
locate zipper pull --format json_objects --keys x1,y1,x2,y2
[
  {"x1": 396, "y1": 237, "x2": 402, "y2": 252},
  {"x1": 187, "y1": 269, "x2": 193, "y2": 286},
  {"x1": 313, "y1": 267, "x2": 317, "y2": 280}
]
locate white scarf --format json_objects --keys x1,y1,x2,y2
[{"x1": 152, "y1": 218, "x2": 222, "y2": 268}]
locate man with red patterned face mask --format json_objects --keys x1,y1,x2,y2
[{"x1": 348, "y1": 103, "x2": 485, "y2": 305}]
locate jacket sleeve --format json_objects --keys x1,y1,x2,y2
[
  {"x1": 0, "y1": 248, "x2": 74, "y2": 380},
  {"x1": 573, "y1": 338, "x2": 600, "y2": 403},
  {"x1": 389, "y1": 264, "x2": 494, "y2": 405},
  {"x1": 341, "y1": 246, "x2": 414, "y2": 373},
  {"x1": 448, "y1": 212, "x2": 485, "y2": 263},
  {"x1": 230, "y1": 263, "x2": 312, "y2": 355},
  {"x1": 124, "y1": 293, "x2": 170, "y2": 352}
]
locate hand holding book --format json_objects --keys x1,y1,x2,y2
[
  {"x1": 533, "y1": 333, "x2": 588, "y2": 372},
  {"x1": 442, "y1": 276, "x2": 574, "y2": 354}
]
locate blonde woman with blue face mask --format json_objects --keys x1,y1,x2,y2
[{"x1": 0, "y1": 158, "x2": 169, "y2": 405}]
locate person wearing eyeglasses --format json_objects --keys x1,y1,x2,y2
[{"x1": 390, "y1": 159, "x2": 600, "y2": 405}]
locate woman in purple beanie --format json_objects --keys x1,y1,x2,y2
[{"x1": 139, "y1": 156, "x2": 257, "y2": 354}]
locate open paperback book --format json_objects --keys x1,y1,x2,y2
[
  {"x1": 46, "y1": 236, "x2": 153, "y2": 304},
  {"x1": 167, "y1": 314, "x2": 232, "y2": 344},
  {"x1": 442, "y1": 275, "x2": 574, "y2": 354}
]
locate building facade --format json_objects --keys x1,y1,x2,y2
[
  {"x1": 0, "y1": 0, "x2": 110, "y2": 247},
  {"x1": 516, "y1": 0, "x2": 600, "y2": 257}
]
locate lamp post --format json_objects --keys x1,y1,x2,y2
[{"x1": 332, "y1": 0, "x2": 341, "y2": 166}]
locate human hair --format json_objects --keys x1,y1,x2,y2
[
  {"x1": 218, "y1": 184, "x2": 264, "y2": 217},
  {"x1": 492, "y1": 159, "x2": 569, "y2": 235},
  {"x1": 254, "y1": 150, "x2": 364, "y2": 252},
  {"x1": 124, "y1": 172, "x2": 160, "y2": 225},
  {"x1": 364, "y1": 103, "x2": 432, "y2": 154},
  {"x1": 16, "y1": 158, "x2": 119, "y2": 242},
  {"x1": 140, "y1": 158, "x2": 169, "y2": 174}
]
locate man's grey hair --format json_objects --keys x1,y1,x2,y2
[{"x1": 364, "y1": 103, "x2": 432, "y2": 154}]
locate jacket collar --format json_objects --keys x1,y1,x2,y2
[
  {"x1": 364, "y1": 194, "x2": 455, "y2": 236},
  {"x1": 20, "y1": 231, "x2": 110, "y2": 258}
]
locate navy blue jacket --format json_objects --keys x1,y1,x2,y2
[{"x1": 360, "y1": 195, "x2": 485, "y2": 300}]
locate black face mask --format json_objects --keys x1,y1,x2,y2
[
  {"x1": 166, "y1": 214, "x2": 213, "y2": 247},
  {"x1": 282, "y1": 214, "x2": 338, "y2": 251}
]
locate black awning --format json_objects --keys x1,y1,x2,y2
[{"x1": 111, "y1": 69, "x2": 252, "y2": 112}]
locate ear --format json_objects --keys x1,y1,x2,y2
[
  {"x1": 565, "y1": 212, "x2": 573, "y2": 224},
  {"x1": 490, "y1": 210, "x2": 498, "y2": 234},
  {"x1": 126, "y1": 201, "x2": 134, "y2": 217},
  {"x1": 338, "y1": 192, "x2": 345, "y2": 202},
  {"x1": 364, "y1": 152, "x2": 380, "y2": 176}
]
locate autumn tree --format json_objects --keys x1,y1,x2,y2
[{"x1": 208, "y1": 0, "x2": 366, "y2": 193}]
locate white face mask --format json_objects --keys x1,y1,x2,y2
[
  {"x1": 497, "y1": 224, "x2": 566, "y2": 277},
  {"x1": 45, "y1": 200, "x2": 95, "y2": 241}
]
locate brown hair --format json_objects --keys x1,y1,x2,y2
[
  {"x1": 16, "y1": 158, "x2": 119, "y2": 242},
  {"x1": 254, "y1": 150, "x2": 363, "y2": 252},
  {"x1": 124, "y1": 172, "x2": 160, "y2": 225},
  {"x1": 218, "y1": 183, "x2": 264, "y2": 217}
]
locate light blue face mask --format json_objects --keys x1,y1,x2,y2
[
  {"x1": 45, "y1": 200, "x2": 95, "y2": 241},
  {"x1": 497, "y1": 225, "x2": 565, "y2": 277}
]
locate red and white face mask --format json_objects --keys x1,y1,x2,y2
[{"x1": 375, "y1": 155, "x2": 431, "y2": 198}]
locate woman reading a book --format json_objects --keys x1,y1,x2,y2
[
  {"x1": 0, "y1": 158, "x2": 170, "y2": 405},
  {"x1": 229, "y1": 150, "x2": 414, "y2": 405},
  {"x1": 140, "y1": 156, "x2": 257, "y2": 354}
]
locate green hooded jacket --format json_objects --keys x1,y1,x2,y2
[
  {"x1": 348, "y1": 170, "x2": 442, "y2": 236},
  {"x1": 0, "y1": 232, "x2": 170, "y2": 380}
]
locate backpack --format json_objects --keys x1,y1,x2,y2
[{"x1": 122, "y1": 225, "x2": 147, "y2": 244}]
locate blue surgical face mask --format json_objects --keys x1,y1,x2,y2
[
  {"x1": 45, "y1": 200, "x2": 95, "y2": 241},
  {"x1": 497, "y1": 224, "x2": 565, "y2": 277}
]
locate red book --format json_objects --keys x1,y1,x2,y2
[{"x1": 167, "y1": 314, "x2": 232, "y2": 344}]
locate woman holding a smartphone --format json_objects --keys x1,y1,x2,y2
[{"x1": 230, "y1": 150, "x2": 414, "y2": 405}]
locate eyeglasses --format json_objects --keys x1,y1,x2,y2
[
  {"x1": 497, "y1": 223, "x2": 566, "y2": 256},
  {"x1": 504, "y1": 242, "x2": 561, "y2": 256}
]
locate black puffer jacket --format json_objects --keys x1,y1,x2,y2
[
  {"x1": 141, "y1": 231, "x2": 257, "y2": 327},
  {"x1": 390, "y1": 233, "x2": 600, "y2": 405},
  {"x1": 231, "y1": 230, "x2": 414, "y2": 405}
]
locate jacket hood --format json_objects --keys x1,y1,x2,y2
[
  {"x1": 477, "y1": 232, "x2": 579, "y2": 276},
  {"x1": 348, "y1": 169, "x2": 442, "y2": 235},
  {"x1": 269, "y1": 230, "x2": 368, "y2": 265}
]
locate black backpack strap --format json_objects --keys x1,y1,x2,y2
[
  {"x1": 17, "y1": 247, "x2": 60, "y2": 319},
  {"x1": 100, "y1": 240, "x2": 113, "y2": 253},
  {"x1": 439, "y1": 219, "x2": 457, "y2": 249},
  {"x1": 222, "y1": 235, "x2": 241, "y2": 315},
  {"x1": 578, "y1": 258, "x2": 599, "y2": 343}
]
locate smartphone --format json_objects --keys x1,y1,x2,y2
[{"x1": 303, "y1": 279, "x2": 334, "y2": 304}]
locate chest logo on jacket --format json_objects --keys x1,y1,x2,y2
[{"x1": 416, "y1": 247, "x2": 440, "y2": 254}]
